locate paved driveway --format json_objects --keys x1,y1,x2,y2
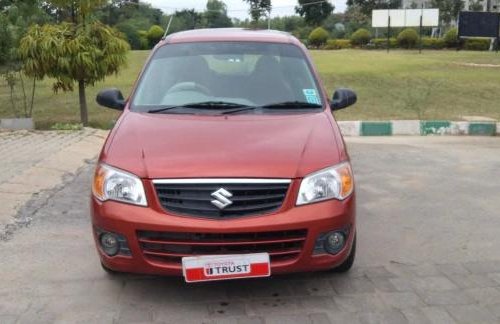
[{"x1": 1, "y1": 136, "x2": 500, "y2": 324}]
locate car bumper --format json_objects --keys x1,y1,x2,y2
[{"x1": 91, "y1": 192, "x2": 356, "y2": 277}]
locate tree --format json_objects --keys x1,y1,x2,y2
[
  {"x1": 0, "y1": 13, "x2": 12, "y2": 65},
  {"x1": 296, "y1": 0, "x2": 334, "y2": 27},
  {"x1": 204, "y1": 0, "x2": 232, "y2": 28},
  {"x1": 430, "y1": 0, "x2": 463, "y2": 26},
  {"x1": 168, "y1": 9, "x2": 203, "y2": 34},
  {"x1": 243, "y1": 0, "x2": 271, "y2": 24},
  {"x1": 343, "y1": 5, "x2": 370, "y2": 34},
  {"x1": 468, "y1": 0, "x2": 484, "y2": 11},
  {"x1": 19, "y1": 1, "x2": 129, "y2": 126},
  {"x1": 346, "y1": 0, "x2": 401, "y2": 16},
  {"x1": 115, "y1": 21, "x2": 143, "y2": 49},
  {"x1": 1, "y1": 2, "x2": 46, "y2": 119}
]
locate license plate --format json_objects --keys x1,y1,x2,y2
[{"x1": 182, "y1": 253, "x2": 270, "y2": 283}]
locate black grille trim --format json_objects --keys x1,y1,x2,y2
[{"x1": 153, "y1": 181, "x2": 290, "y2": 219}]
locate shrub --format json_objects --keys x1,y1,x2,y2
[
  {"x1": 324, "y1": 39, "x2": 352, "y2": 50},
  {"x1": 350, "y1": 28, "x2": 371, "y2": 46},
  {"x1": 397, "y1": 28, "x2": 419, "y2": 48},
  {"x1": 147, "y1": 25, "x2": 165, "y2": 48},
  {"x1": 420, "y1": 37, "x2": 445, "y2": 49},
  {"x1": 369, "y1": 38, "x2": 398, "y2": 49},
  {"x1": 464, "y1": 38, "x2": 491, "y2": 51},
  {"x1": 444, "y1": 28, "x2": 459, "y2": 48},
  {"x1": 308, "y1": 27, "x2": 329, "y2": 48}
]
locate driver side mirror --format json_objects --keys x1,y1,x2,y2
[
  {"x1": 331, "y1": 88, "x2": 357, "y2": 111},
  {"x1": 96, "y1": 88, "x2": 125, "y2": 110}
]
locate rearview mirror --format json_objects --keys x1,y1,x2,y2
[
  {"x1": 96, "y1": 88, "x2": 125, "y2": 110},
  {"x1": 331, "y1": 88, "x2": 357, "y2": 111}
]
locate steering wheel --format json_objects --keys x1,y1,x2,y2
[{"x1": 167, "y1": 82, "x2": 212, "y2": 95}]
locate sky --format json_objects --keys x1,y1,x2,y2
[{"x1": 141, "y1": 0, "x2": 347, "y2": 20}]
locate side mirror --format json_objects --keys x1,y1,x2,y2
[
  {"x1": 96, "y1": 88, "x2": 125, "y2": 110},
  {"x1": 331, "y1": 88, "x2": 357, "y2": 111}
]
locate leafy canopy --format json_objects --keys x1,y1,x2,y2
[
  {"x1": 243, "y1": 0, "x2": 271, "y2": 23},
  {"x1": 346, "y1": 0, "x2": 401, "y2": 16},
  {"x1": 296, "y1": 0, "x2": 334, "y2": 27},
  {"x1": 19, "y1": 21, "x2": 129, "y2": 92},
  {"x1": 430, "y1": 0, "x2": 463, "y2": 26},
  {"x1": 204, "y1": 0, "x2": 232, "y2": 28}
]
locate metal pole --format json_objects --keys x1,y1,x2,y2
[
  {"x1": 419, "y1": 5, "x2": 423, "y2": 54},
  {"x1": 387, "y1": 14, "x2": 391, "y2": 53},
  {"x1": 497, "y1": 15, "x2": 500, "y2": 53}
]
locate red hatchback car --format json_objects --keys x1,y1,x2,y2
[{"x1": 92, "y1": 28, "x2": 357, "y2": 282}]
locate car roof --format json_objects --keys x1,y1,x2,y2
[{"x1": 162, "y1": 28, "x2": 301, "y2": 46}]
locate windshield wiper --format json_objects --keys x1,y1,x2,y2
[
  {"x1": 148, "y1": 101, "x2": 250, "y2": 113},
  {"x1": 222, "y1": 101, "x2": 322, "y2": 115},
  {"x1": 260, "y1": 101, "x2": 322, "y2": 109}
]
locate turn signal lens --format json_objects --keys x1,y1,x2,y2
[
  {"x1": 92, "y1": 165, "x2": 107, "y2": 200},
  {"x1": 339, "y1": 164, "x2": 354, "y2": 198}
]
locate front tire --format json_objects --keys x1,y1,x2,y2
[{"x1": 332, "y1": 235, "x2": 356, "y2": 273}]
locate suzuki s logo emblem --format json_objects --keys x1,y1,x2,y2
[{"x1": 211, "y1": 188, "x2": 233, "y2": 209}]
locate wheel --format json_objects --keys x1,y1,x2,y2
[
  {"x1": 101, "y1": 262, "x2": 122, "y2": 276},
  {"x1": 332, "y1": 235, "x2": 356, "y2": 273}
]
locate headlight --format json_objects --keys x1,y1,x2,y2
[
  {"x1": 92, "y1": 164, "x2": 147, "y2": 206},
  {"x1": 296, "y1": 162, "x2": 353, "y2": 205}
]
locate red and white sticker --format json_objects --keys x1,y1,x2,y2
[{"x1": 182, "y1": 253, "x2": 270, "y2": 283}]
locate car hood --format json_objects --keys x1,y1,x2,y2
[{"x1": 102, "y1": 111, "x2": 341, "y2": 179}]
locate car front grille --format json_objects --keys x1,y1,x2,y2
[
  {"x1": 153, "y1": 180, "x2": 290, "y2": 219},
  {"x1": 137, "y1": 229, "x2": 307, "y2": 265}
]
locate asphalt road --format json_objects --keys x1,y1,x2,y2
[{"x1": 1, "y1": 137, "x2": 500, "y2": 324}]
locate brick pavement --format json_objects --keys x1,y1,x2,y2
[
  {"x1": 0, "y1": 136, "x2": 499, "y2": 323},
  {"x1": 0, "y1": 129, "x2": 107, "y2": 239}
]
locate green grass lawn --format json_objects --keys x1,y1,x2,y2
[{"x1": 1, "y1": 49, "x2": 500, "y2": 128}]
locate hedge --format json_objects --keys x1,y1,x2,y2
[
  {"x1": 324, "y1": 39, "x2": 352, "y2": 50},
  {"x1": 464, "y1": 38, "x2": 491, "y2": 51},
  {"x1": 444, "y1": 28, "x2": 459, "y2": 48},
  {"x1": 367, "y1": 38, "x2": 398, "y2": 49},
  {"x1": 421, "y1": 37, "x2": 446, "y2": 49}
]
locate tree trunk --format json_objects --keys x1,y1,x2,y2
[
  {"x1": 78, "y1": 80, "x2": 88, "y2": 126},
  {"x1": 29, "y1": 77, "x2": 36, "y2": 118}
]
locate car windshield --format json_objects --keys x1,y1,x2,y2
[{"x1": 131, "y1": 41, "x2": 323, "y2": 113}]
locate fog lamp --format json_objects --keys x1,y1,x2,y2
[
  {"x1": 324, "y1": 231, "x2": 345, "y2": 255},
  {"x1": 100, "y1": 233, "x2": 120, "y2": 256}
]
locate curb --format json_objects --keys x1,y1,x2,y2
[{"x1": 338, "y1": 121, "x2": 498, "y2": 136}]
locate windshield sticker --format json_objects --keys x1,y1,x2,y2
[{"x1": 303, "y1": 89, "x2": 321, "y2": 105}]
